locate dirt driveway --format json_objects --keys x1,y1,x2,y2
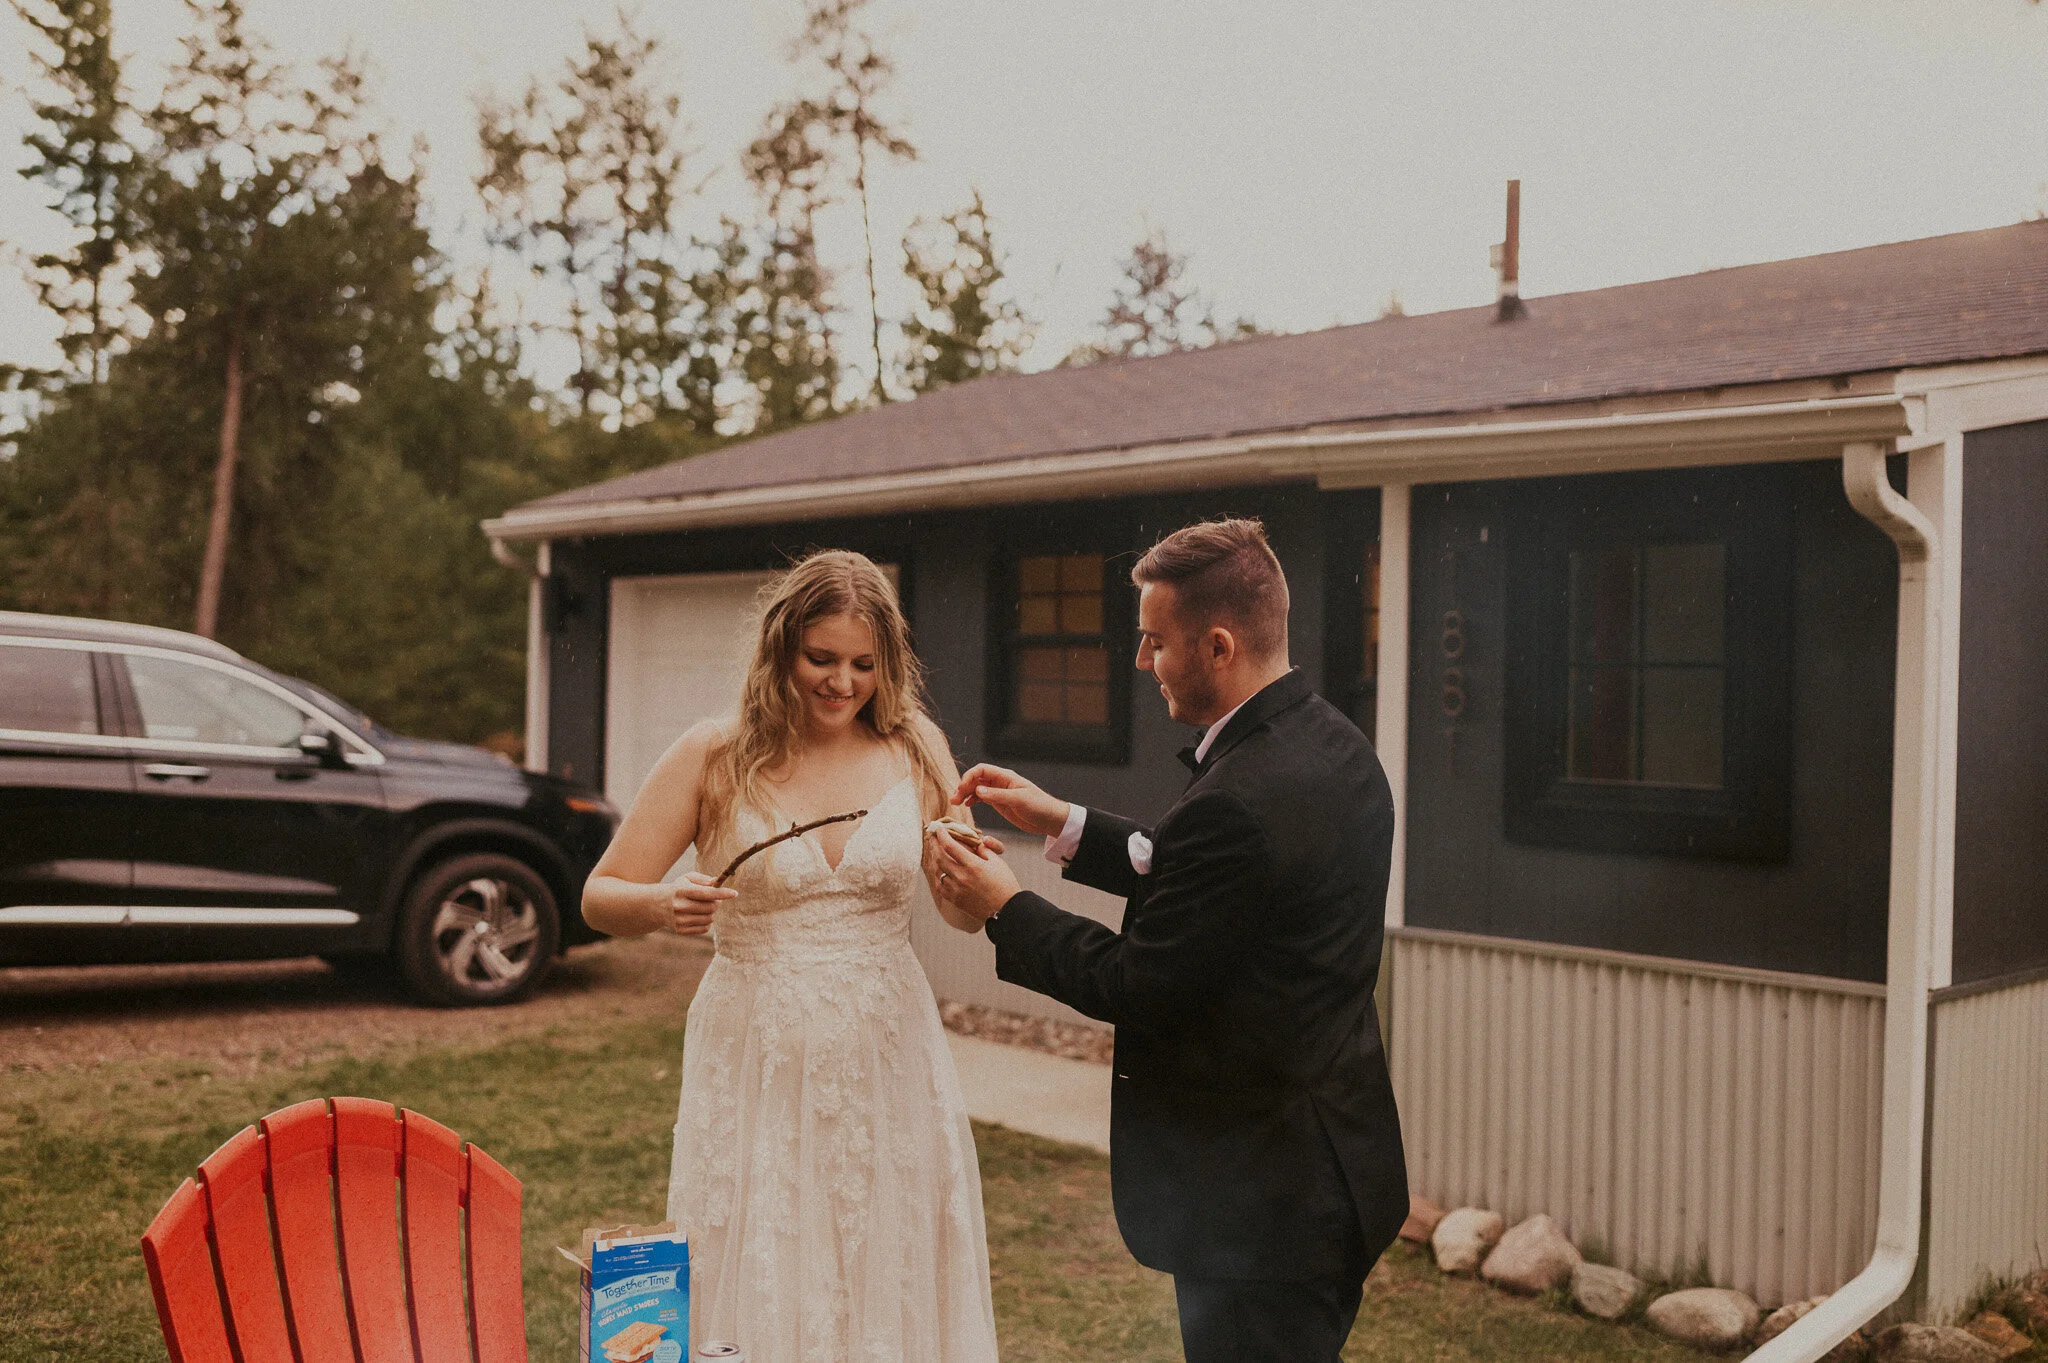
[{"x1": 0, "y1": 934, "x2": 714, "y2": 1075}]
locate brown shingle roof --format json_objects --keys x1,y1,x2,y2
[{"x1": 524, "y1": 220, "x2": 2048, "y2": 513}]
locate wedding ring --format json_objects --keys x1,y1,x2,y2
[{"x1": 938, "y1": 871, "x2": 952, "y2": 882}]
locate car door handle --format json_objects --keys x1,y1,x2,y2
[{"x1": 143, "y1": 763, "x2": 211, "y2": 781}]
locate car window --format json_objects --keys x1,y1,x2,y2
[
  {"x1": 0, "y1": 644, "x2": 100, "y2": 735},
  {"x1": 126, "y1": 654, "x2": 306, "y2": 748}
]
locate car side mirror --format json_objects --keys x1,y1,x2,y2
[{"x1": 298, "y1": 728, "x2": 350, "y2": 768}]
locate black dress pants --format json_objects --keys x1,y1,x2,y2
[{"x1": 1172, "y1": 1272, "x2": 1366, "y2": 1363}]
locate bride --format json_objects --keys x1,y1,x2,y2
[{"x1": 582, "y1": 549, "x2": 1002, "y2": 1362}]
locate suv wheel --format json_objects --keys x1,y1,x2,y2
[{"x1": 397, "y1": 852, "x2": 559, "y2": 1006}]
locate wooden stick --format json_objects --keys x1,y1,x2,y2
[{"x1": 713, "y1": 809, "x2": 867, "y2": 886}]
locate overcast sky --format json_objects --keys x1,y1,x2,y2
[{"x1": 4, "y1": 0, "x2": 2047, "y2": 390}]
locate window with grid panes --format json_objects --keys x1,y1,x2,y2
[
  {"x1": 990, "y1": 548, "x2": 1129, "y2": 762},
  {"x1": 1013, "y1": 553, "x2": 1109, "y2": 725},
  {"x1": 1504, "y1": 466, "x2": 1791, "y2": 860}
]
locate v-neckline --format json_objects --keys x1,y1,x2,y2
[{"x1": 769, "y1": 772, "x2": 912, "y2": 876}]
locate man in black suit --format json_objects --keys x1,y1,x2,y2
[{"x1": 924, "y1": 517, "x2": 1408, "y2": 1363}]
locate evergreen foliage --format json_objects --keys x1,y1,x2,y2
[
  {"x1": 0, "y1": 0, "x2": 1083, "y2": 754},
  {"x1": 1065, "y1": 230, "x2": 1264, "y2": 365},
  {"x1": 899, "y1": 190, "x2": 1032, "y2": 392}
]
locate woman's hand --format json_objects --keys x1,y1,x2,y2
[
  {"x1": 663, "y1": 872, "x2": 736, "y2": 936},
  {"x1": 924, "y1": 825, "x2": 1021, "y2": 928}
]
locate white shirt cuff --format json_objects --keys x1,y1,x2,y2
[
  {"x1": 1127, "y1": 832, "x2": 1154, "y2": 876},
  {"x1": 1043, "y1": 802, "x2": 1087, "y2": 865}
]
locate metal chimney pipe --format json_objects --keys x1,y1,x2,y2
[{"x1": 1496, "y1": 180, "x2": 1525, "y2": 321}]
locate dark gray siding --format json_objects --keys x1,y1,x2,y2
[
  {"x1": 543, "y1": 483, "x2": 1359, "y2": 829},
  {"x1": 1401, "y1": 460, "x2": 1898, "y2": 981},
  {"x1": 1953, "y1": 420, "x2": 2048, "y2": 985}
]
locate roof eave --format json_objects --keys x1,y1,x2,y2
[{"x1": 482, "y1": 391, "x2": 1920, "y2": 544}]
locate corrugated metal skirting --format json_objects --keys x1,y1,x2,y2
[
  {"x1": 1925, "y1": 972, "x2": 2048, "y2": 1321},
  {"x1": 908, "y1": 848, "x2": 1122, "y2": 1030},
  {"x1": 1387, "y1": 927, "x2": 1885, "y2": 1308}
]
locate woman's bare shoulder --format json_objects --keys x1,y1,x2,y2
[{"x1": 650, "y1": 718, "x2": 729, "y2": 786}]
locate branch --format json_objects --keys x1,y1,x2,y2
[{"x1": 713, "y1": 808, "x2": 866, "y2": 886}]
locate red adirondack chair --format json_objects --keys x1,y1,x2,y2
[{"x1": 140, "y1": 1097, "x2": 527, "y2": 1363}]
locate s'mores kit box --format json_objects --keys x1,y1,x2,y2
[{"x1": 558, "y1": 1222, "x2": 690, "y2": 1363}]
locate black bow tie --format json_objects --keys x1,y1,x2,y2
[{"x1": 1177, "y1": 745, "x2": 1201, "y2": 773}]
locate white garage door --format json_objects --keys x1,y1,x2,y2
[
  {"x1": 605, "y1": 564, "x2": 901, "y2": 807},
  {"x1": 605, "y1": 569, "x2": 780, "y2": 808}
]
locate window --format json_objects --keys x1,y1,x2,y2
[
  {"x1": 989, "y1": 548, "x2": 1131, "y2": 762},
  {"x1": 0, "y1": 645, "x2": 100, "y2": 736},
  {"x1": 125, "y1": 654, "x2": 308, "y2": 749},
  {"x1": 1505, "y1": 468, "x2": 1791, "y2": 860},
  {"x1": 1566, "y1": 542, "x2": 1724, "y2": 787}
]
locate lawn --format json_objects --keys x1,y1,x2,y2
[{"x1": 0, "y1": 1016, "x2": 1708, "y2": 1361}]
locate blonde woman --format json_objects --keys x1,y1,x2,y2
[{"x1": 583, "y1": 549, "x2": 1001, "y2": 1362}]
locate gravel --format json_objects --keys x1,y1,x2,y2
[
  {"x1": 937, "y1": 1000, "x2": 1114, "y2": 1065},
  {"x1": 0, "y1": 933, "x2": 714, "y2": 1075},
  {"x1": 0, "y1": 936, "x2": 1113, "y2": 1074}
]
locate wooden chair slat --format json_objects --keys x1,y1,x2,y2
[
  {"x1": 402, "y1": 1108, "x2": 472, "y2": 1363},
  {"x1": 263, "y1": 1100, "x2": 354, "y2": 1358},
  {"x1": 149, "y1": 1100, "x2": 525, "y2": 1363},
  {"x1": 198, "y1": 1125, "x2": 297, "y2": 1362},
  {"x1": 140, "y1": 1178, "x2": 237, "y2": 1363},
  {"x1": 334, "y1": 1097, "x2": 415, "y2": 1363},
  {"x1": 464, "y1": 1146, "x2": 527, "y2": 1363}
]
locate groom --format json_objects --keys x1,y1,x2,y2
[{"x1": 925, "y1": 517, "x2": 1408, "y2": 1362}]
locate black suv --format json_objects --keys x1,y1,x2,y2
[{"x1": 0, "y1": 611, "x2": 617, "y2": 1005}]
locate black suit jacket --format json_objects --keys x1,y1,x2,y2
[{"x1": 987, "y1": 667, "x2": 1408, "y2": 1281}]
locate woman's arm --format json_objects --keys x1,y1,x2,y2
[
  {"x1": 583, "y1": 720, "x2": 735, "y2": 938},
  {"x1": 913, "y1": 714, "x2": 1006, "y2": 934}
]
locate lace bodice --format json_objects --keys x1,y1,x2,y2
[{"x1": 697, "y1": 774, "x2": 923, "y2": 966}]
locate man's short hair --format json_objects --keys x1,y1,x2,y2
[{"x1": 1132, "y1": 517, "x2": 1289, "y2": 658}]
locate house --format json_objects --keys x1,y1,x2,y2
[{"x1": 483, "y1": 219, "x2": 2048, "y2": 1332}]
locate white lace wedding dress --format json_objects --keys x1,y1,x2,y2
[{"x1": 667, "y1": 772, "x2": 1000, "y2": 1362}]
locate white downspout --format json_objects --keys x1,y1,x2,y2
[
  {"x1": 1745, "y1": 438, "x2": 1946, "y2": 1361},
  {"x1": 491, "y1": 536, "x2": 552, "y2": 775}
]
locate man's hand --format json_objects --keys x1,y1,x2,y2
[
  {"x1": 951, "y1": 762, "x2": 1070, "y2": 837},
  {"x1": 923, "y1": 824, "x2": 1021, "y2": 927}
]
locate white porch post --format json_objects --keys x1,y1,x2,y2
[
  {"x1": 1375, "y1": 484, "x2": 1412, "y2": 929},
  {"x1": 525, "y1": 540, "x2": 552, "y2": 774},
  {"x1": 1910, "y1": 438, "x2": 1964, "y2": 990}
]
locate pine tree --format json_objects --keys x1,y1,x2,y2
[
  {"x1": 1065, "y1": 230, "x2": 1264, "y2": 365},
  {"x1": 136, "y1": 0, "x2": 439, "y2": 639},
  {"x1": 898, "y1": 190, "x2": 1031, "y2": 392},
  {"x1": 11, "y1": 0, "x2": 140, "y2": 386},
  {"x1": 733, "y1": 98, "x2": 843, "y2": 432},
  {"x1": 790, "y1": 0, "x2": 915, "y2": 402},
  {"x1": 477, "y1": 15, "x2": 704, "y2": 430}
]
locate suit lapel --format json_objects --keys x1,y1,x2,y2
[{"x1": 1187, "y1": 668, "x2": 1314, "y2": 783}]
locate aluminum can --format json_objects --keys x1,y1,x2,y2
[{"x1": 694, "y1": 1346, "x2": 743, "y2": 1362}]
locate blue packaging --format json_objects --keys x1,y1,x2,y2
[{"x1": 588, "y1": 1230, "x2": 690, "y2": 1363}]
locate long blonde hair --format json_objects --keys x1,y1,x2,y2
[{"x1": 699, "y1": 549, "x2": 950, "y2": 850}]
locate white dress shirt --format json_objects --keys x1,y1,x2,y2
[{"x1": 1042, "y1": 690, "x2": 1257, "y2": 876}]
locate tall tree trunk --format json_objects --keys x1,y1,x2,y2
[
  {"x1": 194, "y1": 323, "x2": 245, "y2": 639},
  {"x1": 856, "y1": 137, "x2": 885, "y2": 403}
]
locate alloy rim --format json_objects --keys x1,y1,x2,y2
[{"x1": 430, "y1": 877, "x2": 541, "y2": 993}]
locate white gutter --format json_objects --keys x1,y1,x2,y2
[
  {"x1": 1745, "y1": 436, "x2": 1948, "y2": 1362},
  {"x1": 480, "y1": 394, "x2": 1913, "y2": 542}
]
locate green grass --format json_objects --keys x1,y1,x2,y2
[{"x1": 1, "y1": 1023, "x2": 1710, "y2": 1361}]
